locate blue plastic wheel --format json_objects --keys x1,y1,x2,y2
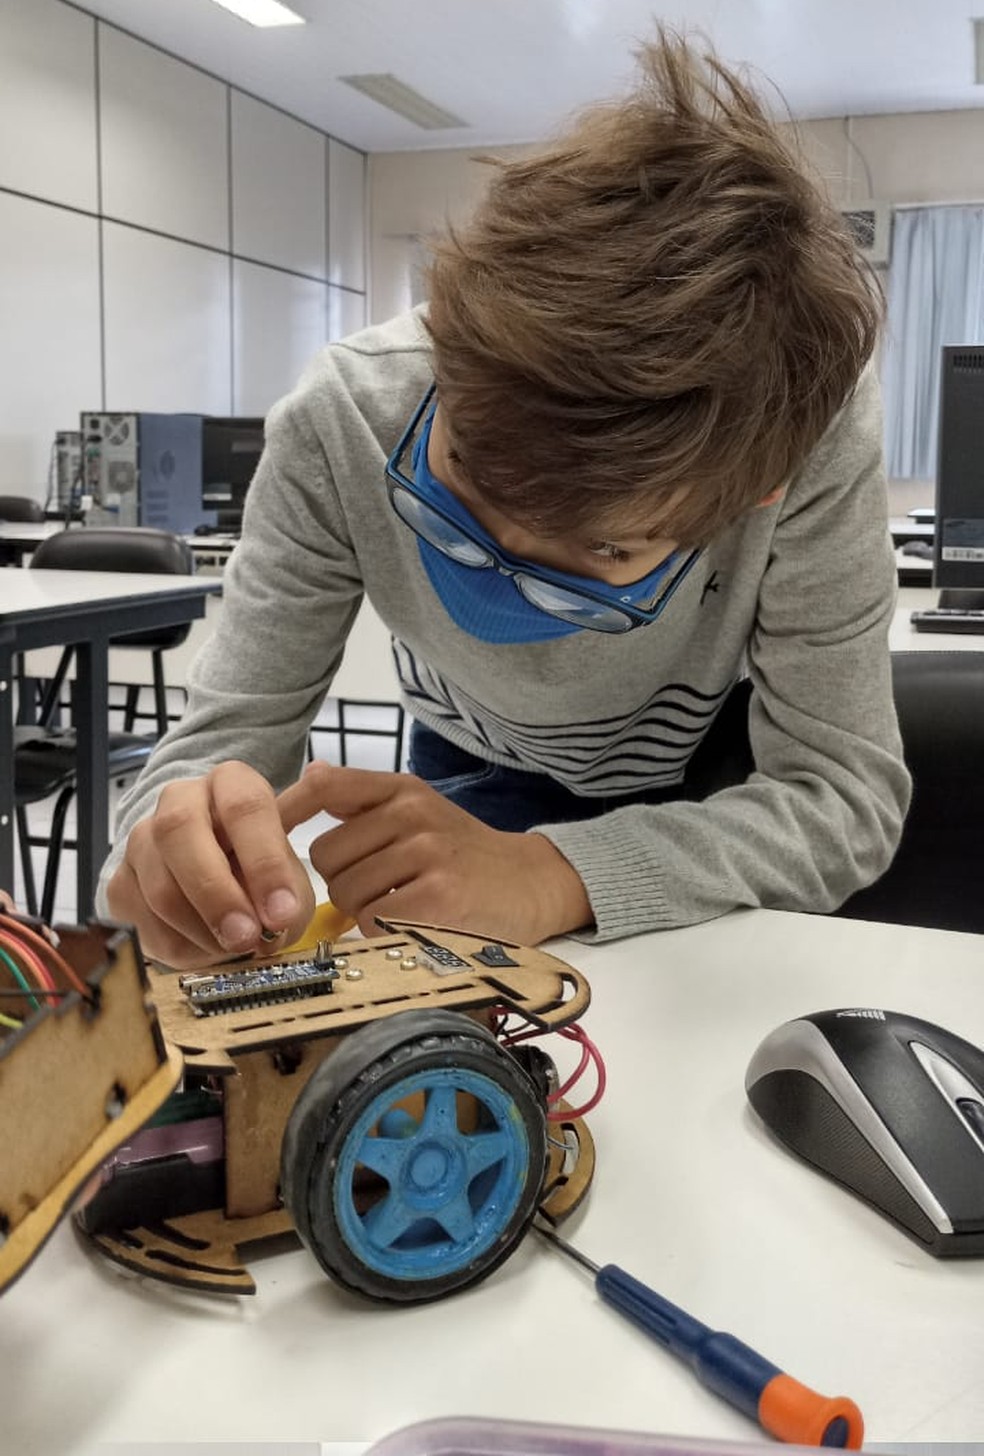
[{"x1": 281, "y1": 1010, "x2": 547, "y2": 1302}]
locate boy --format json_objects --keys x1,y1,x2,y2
[{"x1": 100, "y1": 32, "x2": 909, "y2": 969}]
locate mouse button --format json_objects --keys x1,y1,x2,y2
[
  {"x1": 805, "y1": 1009, "x2": 901, "y2": 1072},
  {"x1": 956, "y1": 1098, "x2": 984, "y2": 1142},
  {"x1": 912, "y1": 1023, "x2": 984, "y2": 1092},
  {"x1": 748, "y1": 1068, "x2": 940, "y2": 1247},
  {"x1": 899, "y1": 1042, "x2": 984, "y2": 1229},
  {"x1": 909, "y1": 1040, "x2": 984, "y2": 1150},
  {"x1": 910, "y1": 1041, "x2": 984, "y2": 1104}
]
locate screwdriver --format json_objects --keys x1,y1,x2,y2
[{"x1": 537, "y1": 1224, "x2": 863, "y2": 1448}]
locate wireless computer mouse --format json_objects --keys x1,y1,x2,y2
[{"x1": 745, "y1": 1008, "x2": 984, "y2": 1256}]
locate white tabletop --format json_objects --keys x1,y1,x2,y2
[
  {"x1": 889, "y1": 585, "x2": 984, "y2": 652},
  {"x1": 1, "y1": 567, "x2": 219, "y2": 618},
  {"x1": 0, "y1": 520, "x2": 63, "y2": 542},
  {"x1": 3, "y1": 908, "x2": 984, "y2": 1452}
]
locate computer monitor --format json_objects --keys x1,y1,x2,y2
[
  {"x1": 201, "y1": 416, "x2": 265, "y2": 531},
  {"x1": 934, "y1": 347, "x2": 984, "y2": 593}
]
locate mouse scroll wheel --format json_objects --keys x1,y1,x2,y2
[{"x1": 956, "y1": 1098, "x2": 984, "y2": 1142}]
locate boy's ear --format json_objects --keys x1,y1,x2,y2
[{"x1": 756, "y1": 484, "x2": 786, "y2": 509}]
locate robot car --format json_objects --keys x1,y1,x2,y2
[{"x1": 0, "y1": 908, "x2": 597, "y2": 1304}]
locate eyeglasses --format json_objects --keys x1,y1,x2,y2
[{"x1": 385, "y1": 385, "x2": 702, "y2": 635}]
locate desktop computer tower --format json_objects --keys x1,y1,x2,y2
[
  {"x1": 935, "y1": 347, "x2": 984, "y2": 592},
  {"x1": 80, "y1": 412, "x2": 213, "y2": 535}
]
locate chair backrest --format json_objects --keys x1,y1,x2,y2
[
  {"x1": 30, "y1": 526, "x2": 196, "y2": 650},
  {"x1": 837, "y1": 650, "x2": 984, "y2": 934},
  {"x1": 0, "y1": 494, "x2": 45, "y2": 523},
  {"x1": 677, "y1": 656, "x2": 984, "y2": 934}
]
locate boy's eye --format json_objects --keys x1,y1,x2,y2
[{"x1": 586, "y1": 541, "x2": 631, "y2": 564}]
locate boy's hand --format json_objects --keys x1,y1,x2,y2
[
  {"x1": 106, "y1": 761, "x2": 316, "y2": 969},
  {"x1": 277, "y1": 761, "x2": 593, "y2": 945}
]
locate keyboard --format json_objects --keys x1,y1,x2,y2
[{"x1": 910, "y1": 608, "x2": 984, "y2": 635}]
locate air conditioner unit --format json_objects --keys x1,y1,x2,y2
[{"x1": 839, "y1": 202, "x2": 893, "y2": 267}]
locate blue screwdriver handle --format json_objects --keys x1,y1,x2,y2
[{"x1": 595, "y1": 1264, "x2": 864, "y2": 1448}]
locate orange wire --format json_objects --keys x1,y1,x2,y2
[
  {"x1": 0, "y1": 912, "x2": 88, "y2": 996},
  {"x1": 0, "y1": 927, "x2": 56, "y2": 993}
]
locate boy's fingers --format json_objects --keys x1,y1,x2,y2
[
  {"x1": 148, "y1": 777, "x2": 263, "y2": 950},
  {"x1": 278, "y1": 762, "x2": 403, "y2": 831},
  {"x1": 209, "y1": 763, "x2": 312, "y2": 933},
  {"x1": 108, "y1": 858, "x2": 218, "y2": 967}
]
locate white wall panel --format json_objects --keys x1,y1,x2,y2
[
  {"x1": 99, "y1": 26, "x2": 229, "y2": 252},
  {"x1": 328, "y1": 139, "x2": 366, "y2": 291},
  {"x1": 233, "y1": 260, "x2": 328, "y2": 416},
  {"x1": 231, "y1": 93, "x2": 326, "y2": 279},
  {"x1": 0, "y1": 193, "x2": 100, "y2": 498},
  {"x1": 102, "y1": 223, "x2": 231, "y2": 415},
  {"x1": 0, "y1": 0, "x2": 98, "y2": 212},
  {"x1": 328, "y1": 287, "x2": 367, "y2": 342}
]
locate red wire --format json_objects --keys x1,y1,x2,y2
[
  {"x1": 492, "y1": 1006, "x2": 608, "y2": 1123},
  {"x1": 547, "y1": 1022, "x2": 607, "y2": 1121},
  {"x1": 0, "y1": 927, "x2": 57, "y2": 993},
  {"x1": 0, "y1": 913, "x2": 88, "y2": 996},
  {"x1": 553, "y1": 1029, "x2": 591, "y2": 1099}
]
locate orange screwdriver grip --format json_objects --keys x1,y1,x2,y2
[{"x1": 758, "y1": 1372, "x2": 864, "y2": 1449}]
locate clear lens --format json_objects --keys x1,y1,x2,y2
[
  {"x1": 391, "y1": 487, "x2": 494, "y2": 567},
  {"x1": 515, "y1": 574, "x2": 633, "y2": 633}
]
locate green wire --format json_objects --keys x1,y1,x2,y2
[{"x1": 0, "y1": 944, "x2": 41, "y2": 1010}]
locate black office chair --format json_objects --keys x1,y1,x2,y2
[
  {"x1": 0, "y1": 495, "x2": 46, "y2": 566},
  {"x1": 837, "y1": 650, "x2": 984, "y2": 935},
  {"x1": 27, "y1": 526, "x2": 196, "y2": 737},
  {"x1": 15, "y1": 527, "x2": 196, "y2": 922},
  {"x1": 0, "y1": 494, "x2": 45, "y2": 522},
  {"x1": 678, "y1": 656, "x2": 984, "y2": 935},
  {"x1": 307, "y1": 698, "x2": 406, "y2": 772}
]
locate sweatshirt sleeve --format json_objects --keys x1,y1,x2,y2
[
  {"x1": 95, "y1": 381, "x2": 364, "y2": 911},
  {"x1": 536, "y1": 367, "x2": 913, "y2": 941}
]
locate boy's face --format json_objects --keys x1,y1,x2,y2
[{"x1": 428, "y1": 404, "x2": 679, "y2": 587}]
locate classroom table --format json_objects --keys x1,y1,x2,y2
[
  {"x1": 2, "y1": 908, "x2": 983, "y2": 1454},
  {"x1": 0, "y1": 519, "x2": 65, "y2": 565},
  {"x1": 0, "y1": 568, "x2": 220, "y2": 917},
  {"x1": 890, "y1": 585, "x2": 984, "y2": 650}
]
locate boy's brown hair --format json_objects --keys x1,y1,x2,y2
[{"x1": 424, "y1": 30, "x2": 882, "y2": 548}]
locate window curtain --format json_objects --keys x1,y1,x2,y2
[{"x1": 881, "y1": 206, "x2": 984, "y2": 479}]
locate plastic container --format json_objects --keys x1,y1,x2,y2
[{"x1": 366, "y1": 1417, "x2": 790, "y2": 1456}]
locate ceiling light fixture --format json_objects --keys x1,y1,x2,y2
[
  {"x1": 339, "y1": 74, "x2": 467, "y2": 130},
  {"x1": 208, "y1": 0, "x2": 305, "y2": 27},
  {"x1": 975, "y1": 18, "x2": 984, "y2": 84}
]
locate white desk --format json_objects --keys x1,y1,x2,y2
[
  {"x1": 2, "y1": 909, "x2": 983, "y2": 1452},
  {"x1": 1, "y1": 569, "x2": 220, "y2": 914},
  {"x1": 890, "y1": 585, "x2": 984, "y2": 651},
  {"x1": 0, "y1": 520, "x2": 65, "y2": 564}
]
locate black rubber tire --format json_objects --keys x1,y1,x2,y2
[{"x1": 281, "y1": 1009, "x2": 547, "y2": 1303}]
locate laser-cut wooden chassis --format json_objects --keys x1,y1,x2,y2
[
  {"x1": 0, "y1": 915, "x2": 595, "y2": 1298},
  {"x1": 0, "y1": 920, "x2": 182, "y2": 1295}
]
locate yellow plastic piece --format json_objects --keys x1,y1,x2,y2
[{"x1": 282, "y1": 901, "x2": 356, "y2": 954}]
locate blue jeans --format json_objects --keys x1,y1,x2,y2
[
  {"x1": 406, "y1": 683, "x2": 753, "y2": 833},
  {"x1": 407, "y1": 722, "x2": 678, "y2": 832}
]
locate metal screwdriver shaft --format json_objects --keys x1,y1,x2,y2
[{"x1": 537, "y1": 1224, "x2": 863, "y2": 1449}]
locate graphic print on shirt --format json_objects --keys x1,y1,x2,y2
[{"x1": 392, "y1": 640, "x2": 733, "y2": 796}]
